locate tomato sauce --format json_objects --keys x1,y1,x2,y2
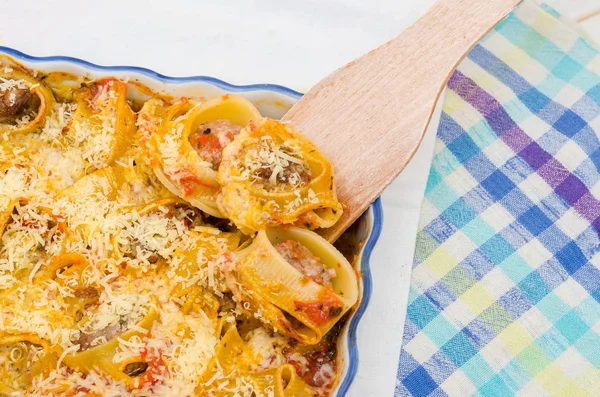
[
  {"x1": 283, "y1": 315, "x2": 346, "y2": 388},
  {"x1": 188, "y1": 120, "x2": 241, "y2": 169},
  {"x1": 293, "y1": 290, "x2": 344, "y2": 326}
]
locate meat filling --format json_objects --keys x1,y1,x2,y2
[
  {"x1": 0, "y1": 86, "x2": 38, "y2": 122},
  {"x1": 188, "y1": 120, "x2": 242, "y2": 169},
  {"x1": 254, "y1": 161, "x2": 312, "y2": 189},
  {"x1": 246, "y1": 139, "x2": 313, "y2": 192},
  {"x1": 275, "y1": 240, "x2": 336, "y2": 288}
]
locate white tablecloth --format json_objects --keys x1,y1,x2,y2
[{"x1": 1, "y1": 0, "x2": 598, "y2": 395}]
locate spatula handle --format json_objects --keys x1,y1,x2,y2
[{"x1": 283, "y1": 0, "x2": 522, "y2": 242}]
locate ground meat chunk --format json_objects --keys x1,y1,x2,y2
[
  {"x1": 275, "y1": 240, "x2": 336, "y2": 287},
  {"x1": 254, "y1": 161, "x2": 312, "y2": 189},
  {"x1": 188, "y1": 119, "x2": 242, "y2": 169},
  {"x1": 0, "y1": 87, "x2": 31, "y2": 119},
  {"x1": 74, "y1": 287, "x2": 99, "y2": 299}
]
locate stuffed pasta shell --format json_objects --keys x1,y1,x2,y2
[
  {"x1": 149, "y1": 94, "x2": 261, "y2": 218},
  {"x1": 0, "y1": 334, "x2": 57, "y2": 394},
  {"x1": 0, "y1": 199, "x2": 67, "y2": 290},
  {"x1": 218, "y1": 118, "x2": 343, "y2": 234},
  {"x1": 197, "y1": 326, "x2": 317, "y2": 397},
  {"x1": 0, "y1": 59, "x2": 55, "y2": 136},
  {"x1": 62, "y1": 78, "x2": 136, "y2": 171},
  {"x1": 62, "y1": 295, "x2": 159, "y2": 387},
  {"x1": 226, "y1": 226, "x2": 358, "y2": 344}
]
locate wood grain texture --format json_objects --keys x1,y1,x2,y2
[{"x1": 282, "y1": 0, "x2": 522, "y2": 242}]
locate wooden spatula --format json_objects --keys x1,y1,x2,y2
[{"x1": 282, "y1": 0, "x2": 522, "y2": 242}]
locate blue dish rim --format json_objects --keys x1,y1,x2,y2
[{"x1": 0, "y1": 45, "x2": 384, "y2": 396}]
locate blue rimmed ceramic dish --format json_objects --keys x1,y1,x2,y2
[{"x1": 0, "y1": 46, "x2": 383, "y2": 396}]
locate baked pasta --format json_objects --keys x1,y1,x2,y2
[
  {"x1": 218, "y1": 118, "x2": 343, "y2": 234},
  {"x1": 0, "y1": 56, "x2": 358, "y2": 397}
]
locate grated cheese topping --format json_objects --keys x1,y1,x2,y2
[
  {"x1": 237, "y1": 135, "x2": 312, "y2": 192},
  {"x1": 0, "y1": 64, "x2": 342, "y2": 397}
]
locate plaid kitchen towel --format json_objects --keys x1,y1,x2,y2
[{"x1": 395, "y1": 2, "x2": 600, "y2": 396}]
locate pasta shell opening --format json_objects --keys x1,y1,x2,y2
[
  {"x1": 0, "y1": 59, "x2": 55, "y2": 136},
  {"x1": 150, "y1": 94, "x2": 261, "y2": 218},
  {"x1": 230, "y1": 227, "x2": 357, "y2": 345}
]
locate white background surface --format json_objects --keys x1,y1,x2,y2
[{"x1": 1, "y1": 1, "x2": 599, "y2": 396}]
